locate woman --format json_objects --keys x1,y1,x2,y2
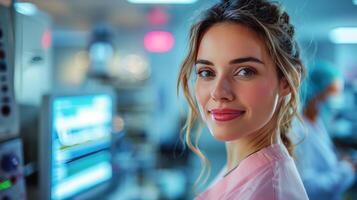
[
  {"x1": 177, "y1": 0, "x2": 309, "y2": 199},
  {"x1": 292, "y1": 61, "x2": 356, "y2": 200}
]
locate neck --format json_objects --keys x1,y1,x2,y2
[{"x1": 225, "y1": 124, "x2": 280, "y2": 172}]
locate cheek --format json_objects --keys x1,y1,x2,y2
[
  {"x1": 194, "y1": 82, "x2": 210, "y2": 120},
  {"x1": 240, "y1": 81, "x2": 279, "y2": 114}
]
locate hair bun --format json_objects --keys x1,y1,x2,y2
[
  {"x1": 280, "y1": 12, "x2": 290, "y2": 24},
  {"x1": 279, "y1": 12, "x2": 295, "y2": 38}
]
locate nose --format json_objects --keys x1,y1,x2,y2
[{"x1": 210, "y1": 77, "x2": 235, "y2": 102}]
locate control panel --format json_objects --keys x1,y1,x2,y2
[
  {"x1": 0, "y1": 4, "x2": 26, "y2": 199},
  {"x1": 0, "y1": 4, "x2": 19, "y2": 141},
  {"x1": 0, "y1": 139, "x2": 26, "y2": 199}
]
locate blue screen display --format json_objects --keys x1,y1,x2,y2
[{"x1": 50, "y1": 94, "x2": 113, "y2": 200}]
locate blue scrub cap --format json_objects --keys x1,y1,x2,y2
[{"x1": 300, "y1": 60, "x2": 342, "y2": 109}]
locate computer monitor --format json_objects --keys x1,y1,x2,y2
[{"x1": 39, "y1": 91, "x2": 116, "y2": 200}]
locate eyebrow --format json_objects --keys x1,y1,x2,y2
[{"x1": 195, "y1": 56, "x2": 264, "y2": 65}]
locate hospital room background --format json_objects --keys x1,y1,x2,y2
[{"x1": 0, "y1": 0, "x2": 356, "y2": 199}]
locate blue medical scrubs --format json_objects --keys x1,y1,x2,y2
[{"x1": 292, "y1": 117, "x2": 355, "y2": 200}]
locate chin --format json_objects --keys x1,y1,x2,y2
[{"x1": 210, "y1": 129, "x2": 243, "y2": 141}]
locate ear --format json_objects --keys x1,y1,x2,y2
[{"x1": 279, "y1": 78, "x2": 291, "y2": 97}]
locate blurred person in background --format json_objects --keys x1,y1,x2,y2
[
  {"x1": 292, "y1": 60, "x2": 356, "y2": 200},
  {"x1": 177, "y1": 0, "x2": 309, "y2": 199}
]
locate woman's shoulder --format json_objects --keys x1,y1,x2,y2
[
  {"x1": 216, "y1": 158, "x2": 308, "y2": 200},
  {"x1": 234, "y1": 144, "x2": 308, "y2": 199},
  {"x1": 271, "y1": 153, "x2": 309, "y2": 200},
  {"x1": 228, "y1": 145, "x2": 307, "y2": 196},
  {"x1": 230, "y1": 155, "x2": 308, "y2": 200},
  {"x1": 197, "y1": 145, "x2": 308, "y2": 200}
]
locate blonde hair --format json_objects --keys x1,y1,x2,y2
[{"x1": 177, "y1": 0, "x2": 305, "y2": 192}]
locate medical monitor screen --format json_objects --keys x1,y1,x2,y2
[{"x1": 50, "y1": 94, "x2": 113, "y2": 200}]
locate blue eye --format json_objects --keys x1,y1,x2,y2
[
  {"x1": 197, "y1": 69, "x2": 215, "y2": 78},
  {"x1": 236, "y1": 68, "x2": 256, "y2": 77}
]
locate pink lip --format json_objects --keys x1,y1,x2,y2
[{"x1": 209, "y1": 109, "x2": 245, "y2": 122}]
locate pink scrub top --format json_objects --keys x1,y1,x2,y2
[{"x1": 196, "y1": 144, "x2": 309, "y2": 200}]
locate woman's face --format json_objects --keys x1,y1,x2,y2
[{"x1": 195, "y1": 22, "x2": 289, "y2": 141}]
